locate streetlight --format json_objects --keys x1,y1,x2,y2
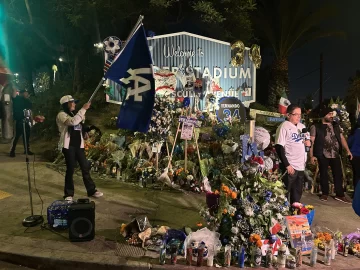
[
  {"x1": 59, "y1": 57, "x2": 63, "y2": 62},
  {"x1": 14, "y1": 73, "x2": 19, "y2": 77},
  {"x1": 94, "y1": 42, "x2": 103, "y2": 49}
]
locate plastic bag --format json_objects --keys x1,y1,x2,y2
[{"x1": 353, "y1": 182, "x2": 360, "y2": 217}]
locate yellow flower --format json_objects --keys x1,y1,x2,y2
[{"x1": 120, "y1": 223, "x2": 127, "y2": 233}]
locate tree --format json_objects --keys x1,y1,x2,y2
[
  {"x1": 254, "y1": 0, "x2": 345, "y2": 110},
  {"x1": 345, "y1": 70, "x2": 360, "y2": 118},
  {"x1": 6, "y1": 0, "x2": 256, "y2": 96}
]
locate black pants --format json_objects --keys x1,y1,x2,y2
[
  {"x1": 62, "y1": 147, "x2": 96, "y2": 198},
  {"x1": 11, "y1": 120, "x2": 30, "y2": 152},
  {"x1": 284, "y1": 169, "x2": 304, "y2": 204},
  {"x1": 351, "y1": 156, "x2": 360, "y2": 189},
  {"x1": 317, "y1": 156, "x2": 344, "y2": 197}
]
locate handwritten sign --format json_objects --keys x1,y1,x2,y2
[{"x1": 179, "y1": 116, "x2": 201, "y2": 127}]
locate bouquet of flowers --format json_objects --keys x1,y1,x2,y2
[
  {"x1": 314, "y1": 232, "x2": 333, "y2": 249},
  {"x1": 329, "y1": 98, "x2": 351, "y2": 136},
  {"x1": 291, "y1": 203, "x2": 315, "y2": 225}
]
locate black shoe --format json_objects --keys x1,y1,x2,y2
[
  {"x1": 24, "y1": 150, "x2": 34, "y2": 155},
  {"x1": 9, "y1": 152, "x2": 15, "y2": 157}
]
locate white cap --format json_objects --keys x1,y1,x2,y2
[{"x1": 60, "y1": 95, "x2": 77, "y2": 105}]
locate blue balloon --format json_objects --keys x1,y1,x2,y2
[
  {"x1": 235, "y1": 214, "x2": 242, "y2": 220},
  {"x1": 174, "y1": 144, "x2": 182, "y2": 155},
  {"x1": 183, "y1": 97, "x2": 190, "y2": 108},
  {"x1": 269, "y1": 234, "x2": 277, "y2": 244}
]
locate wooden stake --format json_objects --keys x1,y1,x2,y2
[
  {"x1": 167, "y1": 122, "x2": 181, "y2": 169},
  {"x1": 166, "y1": 141, "x2": 170, "y2": 157},
  {"x1": 193, "y1": 128, "x2": 202, "y2": 177},
  {"x1": 185, "y1": 139, "x2": 188, "y2": 172},
  {"x1": 311, "y1": 163, "x2": 319, "y2": 194},
  {"x1": 156, "y1": 151, "x2": 159, "y2": 172}
]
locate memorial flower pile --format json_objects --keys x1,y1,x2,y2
[{"x1": 200, "y1": 162, "x2": 290, "y2": 255}]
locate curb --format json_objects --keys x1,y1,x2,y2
[{"x1": 0, "y1": 250, "x2": 153, "y2": 270}]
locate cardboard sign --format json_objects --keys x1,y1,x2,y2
[
  {"x1": 285, "y1": 215, "x2": 313, "y2": 255},
  {"x1": 180, "y1": 123, "x2": 194, "y2": 140},
  {"x1": 152, "y1": 142, "x2": 162, "y2": 153},
  {"x1": 179, "y1": 116, "x2": 201, "y2": 127}
]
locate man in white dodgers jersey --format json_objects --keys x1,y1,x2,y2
[{"x1": 275, "y1": 104, "x2": 311, "y2": 204}]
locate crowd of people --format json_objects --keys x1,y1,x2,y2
[
  {"x1": 4, "y1": 83, "x2": 358, "y2": 207},
  {"x1": 275, "y1": 103, "x2": 360, "y2": 205}
]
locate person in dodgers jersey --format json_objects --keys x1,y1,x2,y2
[{"x1": 275, "y1": 104, "x2": 311, "y2": 204}]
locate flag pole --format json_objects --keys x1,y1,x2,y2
[{"x1": 88, "y1": 15, "x2": 145, "y2": 103}]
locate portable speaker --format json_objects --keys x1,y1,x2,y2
[{"x1": 68, "y1": 199, "x2": 95, "y2": 242}]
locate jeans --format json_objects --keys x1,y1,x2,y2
[
  {"x1": 10, "y1": 120, "x2": 30, "y2": 152},
  {"x1": 284, "y1": 169, "x2": 304, "y2": 204},
  {"x1": 62, "y1": 147, "x2": 96, "y2": 198},
  {"x1": 317, "y1": 156, "x2": 344, "y2": 197}
]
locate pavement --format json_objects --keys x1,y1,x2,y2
[{"x1": 0, "y1": 143, "x2": 360, "y2": 269}]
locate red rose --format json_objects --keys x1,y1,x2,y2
[{"x1": 300, "y1": 207, "x2": 310, "y2": 215}]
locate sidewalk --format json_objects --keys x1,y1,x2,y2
[{"x1": 0, "y1": 144, "x2": 359, "y2": 269}]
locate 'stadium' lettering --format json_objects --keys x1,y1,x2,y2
[{"x1": 154, "y1": 65, "x2": 251, "y2": 79}]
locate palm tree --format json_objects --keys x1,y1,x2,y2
[{"x1": 254, "y1": 0, "x2": 345, "y2": 110}]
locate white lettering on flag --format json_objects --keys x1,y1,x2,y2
[{"x1": 120, "y1": 68, "x2": 152, "y2": 102}]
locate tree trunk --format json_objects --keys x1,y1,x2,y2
[
  {"x1": 73, "y1": 54, "x2": 83, "y2": 94},
  {"x1": 268, "y1": 58, "x2": 289, "y2": 110},
  {"x1": 24, "y1": 64, "x2": 34, "y2": 95}
]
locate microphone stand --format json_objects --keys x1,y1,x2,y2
[{"x1": 22, "y1": 114, "x2": 44, "y2": 227}]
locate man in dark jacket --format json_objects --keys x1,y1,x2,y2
[
  {"x1": 9, "y1": 89, "x2": 33, "y2": 157},
  {"x1": 310, "y1": 107, "x2": 352, "y2": 203}
]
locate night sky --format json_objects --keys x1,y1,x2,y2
[{"x1": 287, "y1": 0, "x2": 360, "y2": 106}]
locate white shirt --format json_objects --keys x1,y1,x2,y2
[
  {"x1": 275, "y1": 120, "x2": 307, "y2": 171},
  {"x1": 56, "y1": 109, "x2": 86, "y2": 150}
]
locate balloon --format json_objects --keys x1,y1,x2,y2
[
  {"x1": 249, "y1": 44, "x2": 262, "y2": 69},
  {"x1": 269, "y1": 234, "x2": 277, "y2": 244},
  {"x1": 264, "y1": 156, "x2": 274, "y2": 171},
  {"x1": 254, "y1": 126, "x2": 271, "y2": 150},
  {"x1": 230, "y1": 40, "x2": 245, "y2": 67},
  {"x1": 174, "y1": 144, "x2": 183, "y2": 155},
  {"x1": 183, "y1": 97, "x2": 190, "y2": 108},
  {"x1": 235, "y1": 213, "x2": 242, "y2": 221}
]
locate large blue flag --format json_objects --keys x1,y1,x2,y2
[{"x1": 104, "y1": 24, "x2": 155, "y2": 133}]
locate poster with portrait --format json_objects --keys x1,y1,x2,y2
[{"x1": 180, "y1": 123, "x2": 194, "y2": 140}]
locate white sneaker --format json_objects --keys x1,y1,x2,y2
[
  {"x1": 64, "y1": 196, "x2": 73, "y2": 202},
  {"x1": 91, "y1": 191, "x2": 103, "y2": 198}
]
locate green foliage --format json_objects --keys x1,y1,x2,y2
[
  {"x1": 249, "y1": 101, "x2": 271, "y2": 112},
  {"x1": 345, "y1": 70, "x2": 360, "y2": 116},
  {"x1": 34, "y1": 72, "x2": 51, "y2": 94}
]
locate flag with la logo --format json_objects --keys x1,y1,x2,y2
[{"x1": 104, "y1": 24, "x2": 155, "y2": 133}]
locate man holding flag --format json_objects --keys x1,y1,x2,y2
[{"x1": 104, "y1": 21, "x2": 155, "y2": 133}]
